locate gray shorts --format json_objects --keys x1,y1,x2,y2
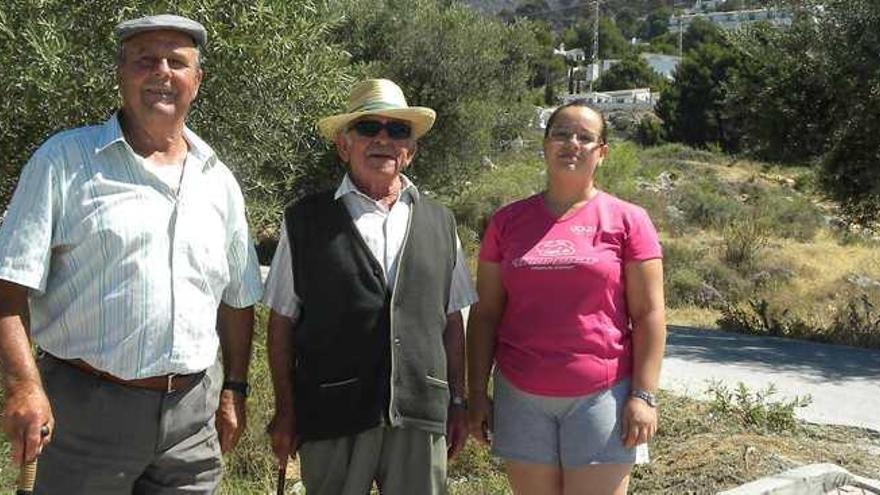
[{"x1": 491, "y1": 371, "x2": 649, "y2": 468}]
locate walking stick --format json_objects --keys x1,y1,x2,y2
[
  {"x1": 15, "y1": 425, "x2": 50, "y2": 495},
  {"x1": 276, "y1": 462, "x2": 287, "y2": 495}
]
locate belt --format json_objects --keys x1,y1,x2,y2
[{"x1": 49, "y1": 354, "x2": 204, "y2": 393}]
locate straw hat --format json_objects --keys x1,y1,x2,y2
[{"x1": 318, "y1": 79, "x2": 436, "y2": 141}]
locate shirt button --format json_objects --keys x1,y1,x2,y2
[{"x1": 394, "y1": 337, "x2": 401, "y2": 346}]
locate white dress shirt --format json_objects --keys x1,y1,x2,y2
[{"x1": 0, "y1": 114, "x2": 263, "y2": 378}]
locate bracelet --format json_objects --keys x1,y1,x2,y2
[{"x1": 222, "y1": 380, "x2": 250, "y2": 397}]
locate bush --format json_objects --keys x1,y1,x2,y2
[
  {"x1": 675, "y1": 179, "x2": 744, "y2": 230},
  {"x1": 721, "y1": 217, "x2": 770, "y2": 269},
  {"x1": 0, "y1": 0, "x2": 354, "y2": 237},
  {"x1": 634, "y1": 113, "x2": 665, "y2": 147},
  {"x1": 449, "y1": 151, "x2": 544, "y2": 237},
  {"x1": 749, "y1": 190, "x2": 824, "y2": 242},
  {"x1": 828, "y1": 293, "x2": 880, "y2": 349},
  {"x1": 707, "y1": 381, "x2": 811, "y2": 433}
]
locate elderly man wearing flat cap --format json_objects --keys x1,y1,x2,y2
[
  {"x1": 264, "y1": 78, "x2": 477, "y2": 494},
  {"x1": 0, "y1": 14, "x2": 262, "y2": 493}
]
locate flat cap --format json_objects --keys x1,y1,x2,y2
[{"x1": 115, "y1": 14, "x2": 207, "y2": 47}]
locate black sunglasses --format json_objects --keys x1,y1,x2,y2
[{"x1": 350, "y1": 120, "x2": 413, "y2": 140}]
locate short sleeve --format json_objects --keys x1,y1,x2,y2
[
  {"x1": 623, "y1": 207, "x2": 662, "y2": 263},
  {"x1": 261, "y1": 220, "x2": 301, "y2": 320},
  {"x1": 447, "y1": 233, "x2": 477, "y2": 314},
  {"x1": 220, "y1": 179, "x2": 263, "y2": 308},
  {"x1": 0, "y1": 147, "x2": 60, "y2": 292},
  {"x1": 478, "y1": 213, "x2": 503, "y2": 263}
]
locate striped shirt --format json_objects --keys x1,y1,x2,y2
[
  {"x1": 0, "y1": 114, "x2": 263, "y2": 379},
  {"x1": 263, "y1": 174, "x2": 477, "y2": 320}
]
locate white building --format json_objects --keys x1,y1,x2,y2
[
  {"x1": 686, "y1": 0, "x2": 726, "y2": 14},
  {"x1": 553, "y1": 43, "x2": 586, "y2": 63},
  {"x1": 577, "y1": 54, "x2": 681, "y2": 83},
  {"x1": 562, "y1": 88, "x2": 657, "y2": 111},
  {"x1": 669, "y1": 8, "x2": 793, "y2": 33}
]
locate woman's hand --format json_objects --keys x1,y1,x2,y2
[
  {"x1": 467, "y1": 392, "x2": 494, "y2": 445},
  {"x1": 621, "y1": 396, "x2": 657, "y2": 448}
]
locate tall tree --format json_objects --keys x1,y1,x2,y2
[
  {"x1": 657, "y1": 39, "x2": 741, "y2": 149},
  {"x1": 595, "y1": 55, "x2": 665, "y2": 91}
]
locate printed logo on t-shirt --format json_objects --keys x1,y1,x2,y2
[
  {"x1": 536, "y1": 240, "x2": 576, "y2": 256},
  {"x1": 570, "y1": 225, "x2": 596, "y2": 235},
  {"x1": 512, "y1": 239, "x2": 598, "y2": 270}
]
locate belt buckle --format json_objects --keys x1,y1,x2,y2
[{"x1": 166, "y1": 374, "x2": 176, "y2": 393}]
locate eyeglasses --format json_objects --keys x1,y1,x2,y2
[
  {"x1": 547, "y1": 129, "x2": 601, "y2": 146},
  {"x1": 350, "y1": 120, "x2": 413, "y2": 140}
]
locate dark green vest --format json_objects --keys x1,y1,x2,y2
[{"x1": 286, "y1": 189, "x2": 456, "y2": 441}]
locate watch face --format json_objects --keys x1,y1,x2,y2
[{"x1": 633, "y1": 390, "x2": 657, "y2": 407}]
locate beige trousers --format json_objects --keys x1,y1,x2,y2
[{"x1": 299, "y1": 425, "x2": 447, "y2": 495}]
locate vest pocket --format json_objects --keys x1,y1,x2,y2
[
  {"x1": 315, "y1": 377, "x2": 363, "y2": 419},
  {"x1": 425, "y1": 375, "x2": 449, "y2": 388},
  {"x1": 319, "y1": 377, "x2": 360, "y2": 389}
]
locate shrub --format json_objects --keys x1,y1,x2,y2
[
  {"x1": 675, "y1": 180, "x2": 744, "y2": 229},
  {"x1": 721, "y1": 217, "x2": 770, "y2": 269},
  {"x1": 750, "y1": 191, "x2": 824, "y2": 242},
  {"x1": 828, "y1": 293, "x2": 880, "y2": 349},
  {"x1": 718, "y1": 298, "x2": 818, "y2": 340},
  {"x1": 449, "y1": 150, "x2": 544, "y2": 238},
  {"x1": 597, "y1": 140, "x2": 643, "y2": 197},
  {"x1": 634, "y1": 113, "x2": 665, "y2": 147},
  {"x1": 706, "y1": 381, "x2": 812, "y2": 433}
]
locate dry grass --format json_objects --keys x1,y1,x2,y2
[{"x1": 667, "y1": 306, "x2": 722, "y2": 328}]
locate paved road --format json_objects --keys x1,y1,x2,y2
[{"x1": 662, "y1": 326, "x2": 880, "y2": 432}]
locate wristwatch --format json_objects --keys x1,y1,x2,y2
[
  {"x1": 222, "y1": 380, "x2": 250, "y2": 398},
  {"x1": 450, "y1": 396, "x2": 468, "y2": 409},
  {"x1": 630, "y1": 389, "x2": 658, "y2": 407}
]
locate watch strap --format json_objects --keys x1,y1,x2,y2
[
  {"x1": 222, "y1": 380, "x2": 250, "y2": 397},
  {"x1": 630, "y1": 389, "x2": 658, "y2": 407}
]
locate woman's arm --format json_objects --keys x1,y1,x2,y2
[
  {"x1": 622, "y1": 258, "x2": 666, "y2": 447},
  {"x1": 466, "y1": 260, "x2": 506, "y2": 444}
]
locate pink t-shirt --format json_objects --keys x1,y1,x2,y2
[{"x1": 479, "y1": 192, "x2": 662, "y2": 397}]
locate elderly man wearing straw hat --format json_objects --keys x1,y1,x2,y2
[
  {"x1": 0, "y1": 14, "x2": 262, "y2": 493},
  {"x1": 264, "y1": 79, "x2": 477, "y2": 494}
]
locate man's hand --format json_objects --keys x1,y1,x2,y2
[
  {"x1": 621, "y1": 397, "x2": 658, "y2": 448},
  {"x1": 267, "y1": 409, "x2": 297, "y2": 466},
  {"x1": 3, "y1": 381, "x2": 53, "y2": 465},
  {"x1": 467, "y1": 392, "x2": 493, "y2": 445},
  {"x1": 215, "y1": 389, "x2": 247, "y2": 453},
  {"x1": 446, "y1": 405, "x2": 468, "y2": 459},
  {"x1": 0, "y1": 279, "x2": 53, "y2": 465}
]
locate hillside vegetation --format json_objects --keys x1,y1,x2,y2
[{"x1": 451, "y1": 134, "x2": 880, "y2": 349}]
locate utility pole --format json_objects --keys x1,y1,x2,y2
[
  {"x1": 678, "y1": 16, "x2": 683, "y2": 57},
  {"x1": 589, "y1": 0, "x2": 599, "y2": 97}
]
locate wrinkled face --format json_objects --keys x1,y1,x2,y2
[
  {"x1": 543, "y1": 106, "x2": 608, "y2": 179},
  {"x1": 117, "y1": 30, "x2": 203, "y2": 125},
  {"x1": 335, "y1": 116, "x2": 418, "y2": 184}
]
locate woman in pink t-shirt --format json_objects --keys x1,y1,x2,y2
[{"x1": 467, "y1": 101, "x2": 666, "y2": 494}]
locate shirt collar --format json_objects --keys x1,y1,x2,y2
[
  {"x1": 94, "y1": 112, "x2": 217, "y2": 169},
  {"x1": 334, "y1": 173, "x2": 420, "y2": 202}
]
